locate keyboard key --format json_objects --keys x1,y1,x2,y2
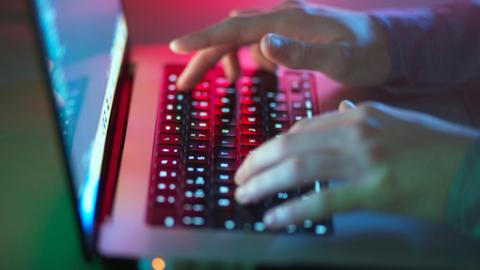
[
  {"x1": 214, "y1": 106, "x2": 234, "y2": 115},
  {"x1": 155, "y1": 194, "x2": 176, "y2": 207},
  {"x1": 163, "y1": 102, "x2": 183, "y2": 112},
  {"x1": 188, "y1": 130, "x2": 209, "y2": 141},
  {"x1": 192, "y1": 100, "x2": 210, "y2": 110},
  {"x1": 266, "y1": 92, "x2": 287, "y2": 102},
  {"x1": 240, "y1": 125, "x2": 263, "y2": 135},
  {"x1": 185, "y1": 174, "x2": 207, "y2": 187},
  {"x1": 162, "y1": 113, "x2": 183, "y2": 123},
  {"x1": 161, "y1": 124, "x2": 182, "y2": 134},
  {"x1": 214, "y1": 159, "x2": 236, "y2": 171},
  {"x1": 240, "y1": 104, "x2": 261, "y2": 115},
  {"x1": 235, "y1": 204, "x2": 265, "y2": 232},
  {"x1": 157, "y1": 157, "x2": 180, "y2": 168},
  {"x1": 157, "y1": 182, "x2": 177, "y2": 192},
  {"x1": 240, "y1": 115, "x2": 262, "y2": 125},
  {"x1": 292, "y1": 101, "x2": 305, "y2": 110},
  {"x1": 195, "y1": 81, "x2": 210, "y2": 91},
  {"x1": 214, "y1": 172, "x2": 235, "y2": 184},
  {"x1": 216, "y1": 197, "x2": 233, "y2": 210},
  {"x1": 213, "y1": 213, "x2": 235, "y2": 229},
  {"x1": 292, "y1": 110, "x2": 307, "y2": 122},
  {"x1": 269, "y1": 102, "x2": 288, "y2": 111},
  {"x1": 213, "y1": 184, "x2": 235, "y2": 197},
  {"x1": 215, "y1": 96, "x2": 234, "y2": 106},
  {"x1": 215, "y1": 77, "x2": 231, "y2": 87},
  {"x1": 187, "y1": 141, "x2": 209, "y2": 151},
  {"x1": 192, "y1": 90, "x2": 210, "y2": 100},
  {"x1": 240, "y1": 135, "x2": 264, "y2": 146},
  {"x1": 214, "y1": 136, "x2": 236, "y2": 148},
  {"x1": 240, "y1": 86, "x2": 259, "y2": 96},
  {"x1": 190, "y1": 110, "x2": 210, "y2": 119},
  {"x1": 158, "y1": 134, "x2": 181, "y2": 145},
  {"x1": 215, "y1": 86, "x2": 236, "y2": 96},
  {"x1": 215, "y1": 125, "x2": 237, "y2": 136},
  {"x1": 158, "y1": 169, "x2": 179, "y2": 180},
  {"x1": 185, "y1": 152, "x2": 209, "y2": 163},
  {"x1": 241, "y1": 95, "x2": 262, "y2": 105},
  {"x1": 269, "y1": 111, "x2": 289, "y2": 122},
  {"x1": 185, "y1": 163, "x2": 208, "y2": 174},
  {"x1": 215, "y1": 115, "x2": 237, "y2": 125},
  {"x1": 189, "y1": 120, "x2": 209, "y2": 130},
  {"x1": 148, "y1": 208, "x2": 177, "y2": 226},
  {"x1": 157, "y1": 145, "x2": 181, "y2": 157},
  {"x1": 214, "y1": 147, "x2": 236, "y2": 159}
]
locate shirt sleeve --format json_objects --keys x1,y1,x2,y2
[
  {"x1": 447, "y1": 139, "x2": 480, "y2": 238},
  {"x1": 370, "y1": 0, "x2": 480, "y2": 94}
]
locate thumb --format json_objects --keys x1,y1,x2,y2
[{"x1": 260, "y1": 33, "x2": 350, "y2": 79}]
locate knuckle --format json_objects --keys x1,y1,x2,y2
[
  {"x1": 286, "y1": 6, "x2": 308, "y2": 20},
  {"x1": 329, "y1": 43, "x2": 353, "y2": 80},
  {"x1": 229, "y1": 9, "x2": 242, "y2": 17},
  {"x1": 289, "y1": 157, "x2": 305, "y2": 178}
]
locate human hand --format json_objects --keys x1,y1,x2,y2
[
  {"x1": 170, "y1": 0, "x2": 391, "y2": 91},
  {"x1": 234, "y1": 101, "x2": 480, "y2": 229}
]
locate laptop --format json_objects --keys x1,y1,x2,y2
[{"x1": 30, "y1": 0, "x2": 480, "y2": 268}]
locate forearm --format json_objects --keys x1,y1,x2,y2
[{"x1": 371, "y1": 0, "x2": 480, "y2": 93}]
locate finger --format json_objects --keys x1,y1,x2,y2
[
  {"x1": 339, "y1": 100, "x2": 356, "y2": 112},
  {"x1": 222, "y1": 51, "x2": 241, "y2": 83},
  {"x1": 176, "y1": 45, "x2": 233, "y2": 91},
  {"x1": 260, "y1": 33, "x2": 352, "y2": 79},
  {"x1": 263, "y1": 183, "x2": 371, "y2": 229},
  {"x1": 288, "y1": 109, "x2": 355, "y2": 134},
  {"x1": 169, "y1": 12, "x2": 286, "y2": 53},
  {"x1": 230, "y1": 9, "x2": 263, "y2": 17},
  {"x1": 251, "y1": 43, "x2": 277, "y2": 72},
  {"x1": 235, "y1": 152, "x2": 354, "y2": 205},
  {"x1": 235, "y1": 126, "x2": 351, "y2": 186},
  {"x1": 275, "y1": 0, "x2": 305, "y2": 10}
]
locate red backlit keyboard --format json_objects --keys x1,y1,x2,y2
[{"x1": 146, "y1": 66, "x2": 332, "y2": 235}]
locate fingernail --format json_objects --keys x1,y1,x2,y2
[
  {"x1": 169, "y1": 40, "x2": 179, "y2": 52},
  {"x1": 235, "y1": 186, "x2": 250, "y2": 204},
  {"x1": 264, "y1": 213, "x2": 275, "y2": 226},
  {"x1": 268, "y1": 33, "x2": 284, "y2": 49},
  {"x1": 274, "y1": 208, "x2": 289, "y2": 225},
  {"x1": 264, "y1": 208, "x2": 288, "y2": 228},
  {"x1": 342, "y1": 100, "x2": 356, "y2": 109}
]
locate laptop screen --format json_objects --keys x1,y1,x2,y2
[{"x1": 32, "y1": 0, "x2": 127, "y2": 243}]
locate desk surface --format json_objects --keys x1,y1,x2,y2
[{"x1": 0, "y1": 1, "x2": 479, "y2": 270}]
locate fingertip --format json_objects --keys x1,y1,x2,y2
[
  {"x1": 222, "y1": 54, "x2": 241, "y2": 83},
  {"x1": 175, "y1": 74, "x2": 192, "y2": 92},
  {"x1": 338, "y1": 100, "x2": 356, "y2": 112},
  {"x1": 263, "y1": 33, "x2": 283, "y2": 50},
  {"x1": 263, "y1": 207, "x2": 289, "y2": 229},
  {"x1": 169, "y1": 40, "x2": 182, "y2": 53},
  {"x1": 169, "y1": 38, "x2": 194, "y2": 54},
  {"x1": 233, "y1": 169, "x2": 245, "y2": 185},
  {"x1": 260, "y1": 33, "x2": 286, "y2": 63}
]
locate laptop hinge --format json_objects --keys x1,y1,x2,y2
[{"x1": 96, "y1": 63, "x2": 134, "y2": 226}]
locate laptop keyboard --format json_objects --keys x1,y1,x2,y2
[{"x1": 146, "y1": 65, "x2": 332, "y2": 235}]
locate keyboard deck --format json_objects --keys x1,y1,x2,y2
[{"x1": 146, "y1": 66, "x2": 332, "y2": 235}]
